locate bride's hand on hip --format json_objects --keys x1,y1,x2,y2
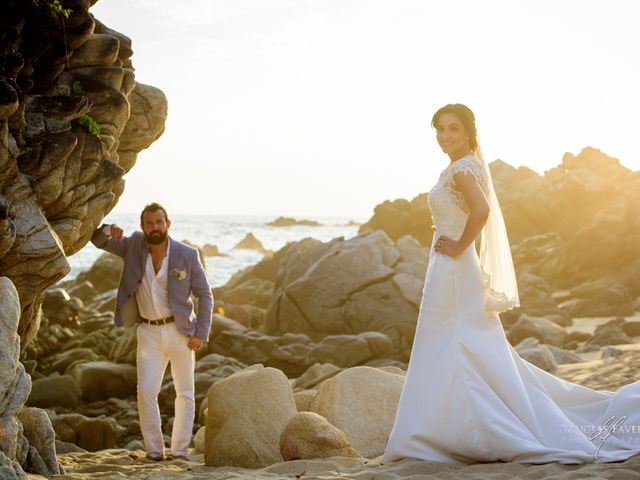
[{"x1": 434, "y1": 236, "x2": 463, "y2": 258}]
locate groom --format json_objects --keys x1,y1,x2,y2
[{"x1": 91, "y1": 202, "x2": 213, "y2": 461}]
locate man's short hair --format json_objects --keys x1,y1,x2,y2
[{"x1": 140, "y1": 202, "x2": 169, "y2": 224}]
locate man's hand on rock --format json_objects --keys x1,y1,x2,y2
[{"x1": 104, "y1": 224, "x2": 124, "y2": 240}]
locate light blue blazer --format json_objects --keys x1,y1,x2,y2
[{"x1": 91, "y1": 226, "x2": 213, "y2": 341}]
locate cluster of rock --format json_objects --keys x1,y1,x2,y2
[
  {"x1": 213, "y1": 232, "x2": 429, "y2": 360},
  {"x1": 3, "y1": 203, "x2": 637, "y2": 471},
  {"x1": 359, "y1": 148, "x2": 640, "y2": 322},
  {"x1": 0, "y1": 0, "x2": 166, "y2": 475},
  {"x1": 8, "y1": 271, "x2": 639, "y2": 470},
  {"x1": 202, "y1": 365, "x2": 403, "y2": 467},
  {"x1": 267, "y1": 216, "x2": 322, "y2": 227}
]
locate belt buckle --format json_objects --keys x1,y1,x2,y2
[{"x1": 143, "y1": 316, "x2": 172, "y2": 326}]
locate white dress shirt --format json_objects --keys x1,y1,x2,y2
[{"x1": 136, "y1": 239, "x2": 173, "y2": 320}]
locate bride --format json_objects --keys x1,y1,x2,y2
[{"x1": 383, "y1": 103, "x2": 640, "y2": 464}]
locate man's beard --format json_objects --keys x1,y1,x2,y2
[{"x1": 145, "y1": 230, "x2": 168, "y2": 245}]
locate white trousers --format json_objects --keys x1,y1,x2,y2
[{"x1": 136, "y1": 322, "x2": 195, "y2": 456}]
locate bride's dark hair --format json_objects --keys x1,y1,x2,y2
[{"x1": 431, "y1": 103, "x2": 478, "y2": 152}]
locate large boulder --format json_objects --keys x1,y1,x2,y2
[
  {"x1": 577, "y1": 318, "x2": 633, "y2": 351},
  {"x1": 164, "y1": 353, "x2": 248, "y2": 420},
  {"x1": 265, "y1": 232, "x2": 427, "y2": 359},
  {"x1": 308, "y1": 366, "x2": 404, "y2": 459},
  {"x1": 279, "y1": 412, "x2": 361, "y2": 460},
  {"x1": 204, "y1": 365, "x2": 297, "y2": 468},
  {"x1": 74, "y1": 253, "x2": 123, "y2": 294},
  {"x1": 514, "y1": 338, "x2": 557, "y2": 373},
  {"x1": 507, "y1": 314, "x2": 567, "y2": 347},
  {"x1": 17, "y1": 408, "x2": 60, "y2": 476},
  {"x1": 41, "y1": 288, "x2": 83, "y2": 328},
  {"x1": 50, "y1": 413, "x2": 120, "y2": 452},
  {"x1": 0, "y1": 278, "x2": 31, "y2": 471},
  {"x1": 68, "y1": 361, "x2": 136, "y2": 402},
  {"x1": 27, "y1": 375, "x2": 81, "y2": 408}
]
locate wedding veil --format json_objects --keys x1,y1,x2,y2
[{"x1": 473, "y1": 143, "x2": 520, "y2": 314}]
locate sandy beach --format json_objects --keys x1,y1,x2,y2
[
  {"x1": 43, "y1": 448, "x2": 640, "y2": 480},
  {"x1": 41, "y1": 338, "x2": 640, "y2": 480}
]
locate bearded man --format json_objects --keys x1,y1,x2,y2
[{"x1": 91, "y1": 202, "x2": 213, "y2": 461}]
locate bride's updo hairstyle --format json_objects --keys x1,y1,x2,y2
[{"x1": 431, "y1": 103, "x2": 478, "y2": 152}]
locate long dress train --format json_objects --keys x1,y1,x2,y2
[{"x1": 383, "y1": 154, "x2": 640, "y2": 465}]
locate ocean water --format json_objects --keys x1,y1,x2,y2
[{"x1": 67, "y1": 214, "x2": 363, "y2": 287}]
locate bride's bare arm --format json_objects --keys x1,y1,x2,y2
[{"x1": 435, "y1": 171, "x2": 490, "y2": 257}]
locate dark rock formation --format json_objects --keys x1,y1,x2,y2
[
  {"x1": 0, "y1": 0, "x2": 167, "y2": 350},
  {"x1": 0, "y1": 1, "x2": 166, "y2": 475}
]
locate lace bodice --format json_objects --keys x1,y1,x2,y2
[{"x1": 427, "y1": 154, "x2": 487, "y2": 239}]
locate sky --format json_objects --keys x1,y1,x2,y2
[{"x1": 91, "y1": 0, "x2": 640, "y2": 218}]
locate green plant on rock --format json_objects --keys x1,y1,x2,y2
[
  {"x1": 32, "y1": 0, "x2": 74, "y2": 67},
  {"x1": 46, "y1": 0, "x2": 72, "y2": 18},
  {"x1": 78, "y1": 115, "x2": 101, "y2": 138},
  {"x1": 72, "y1": 81, "x2": 83, "y2": 94}
]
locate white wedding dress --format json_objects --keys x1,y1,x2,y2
[{"x1": 383, "y1": 154, "x2": 640, "y2": 465}]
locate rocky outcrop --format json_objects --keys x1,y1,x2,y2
[
  {"x1": 359, "y1": 193, "x2": 431, "y2": 245},
  {"x1": 0, "y1": 2, "x2": 165, "y2": 474},
  {"x1": 360, "y1": 148, "x2": 640, "y2": 318},
  {"x1": 507, "y1": 314, "x2": 568, "y2": 348},
  {"x1": 233, "y1": 232, "x2": 272, "y2": 256},
  {"x1": 212, "y1": 238, "x2": 320, "y2": 329},
  {"x1": 204, "y1": 365, "x2": 297, "y2": 468},
  {"x1": 264, "y1": 232, "x2": 428, "y2": 359},
  {"x1": 0, "y1": 0, "x2": 166, "y2": 349},
  {"x1": 0, "y1": 277, "x2": 61, "y2": 478},
  {"x1": 267, "y1": 216, "x2": 322, "y2": 227}
]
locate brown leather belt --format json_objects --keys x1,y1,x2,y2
[{"x1": 140, "y1": 316, "x2": 174, "y2": 326}]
